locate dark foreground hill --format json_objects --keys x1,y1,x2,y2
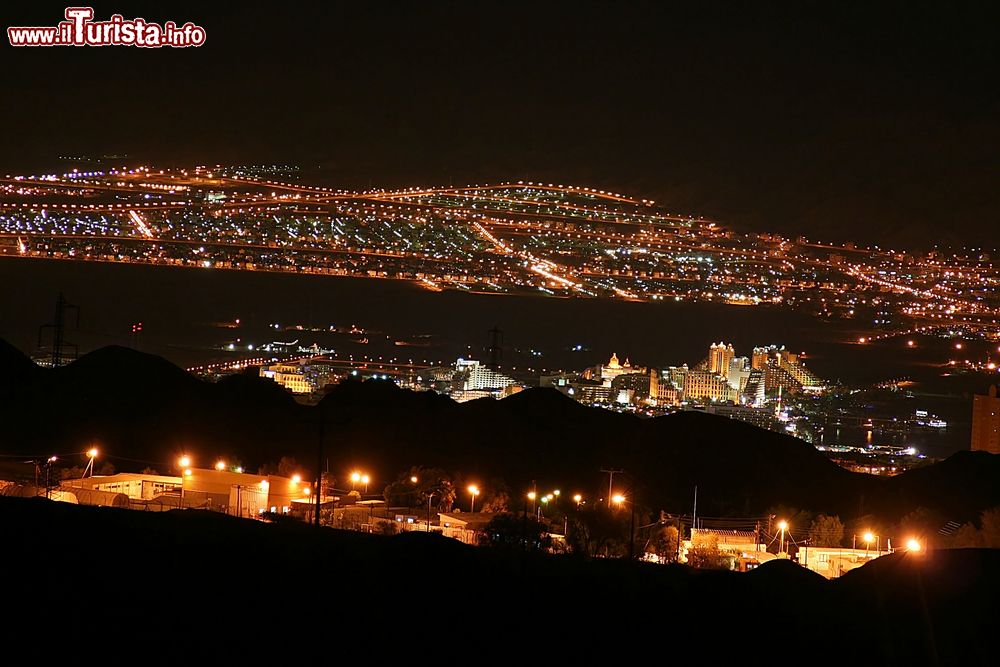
[
  {"x1": 2, "y1": 496, "x2": 997, "y2": 663},
  {"x1": 3, "y1": 342, "x2": 1000, "y2": 524}
]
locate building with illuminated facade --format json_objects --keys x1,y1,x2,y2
[
  {"x1": 61, "y1": 469, "x2": 313, "y2": 517},
  {"x1": 709, "y1": 342, "x2": 735, "y2": 379}
]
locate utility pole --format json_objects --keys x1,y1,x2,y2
[
  {"x1": 692, "y1": 485, "x2": 698, "y2": 531},
  {"x1": 131, "y1": 321, "x2": 143, "y2": 349},
  {"x1": 601, "y1": 468, "x2": 623, "y2": 508},
  {"x1": 38, "y1": 292, "x2": 79, "y2": 368},
  {"x1": 315, "y1": 419, "x2": 324, "y2": 527},
  {"x1": 629, "y1": 499, "x2": 636, "y2": 560}
]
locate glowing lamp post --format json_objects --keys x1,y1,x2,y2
[
  {"x1": 778, "y1": 520, "x2": 789, "y2": 555},
  {"x1": 84, "y1": 447, "x2": 99, "y2": 478},
  {"x1": 467, "y1": 485, "x2": 480, "y2": 513}
]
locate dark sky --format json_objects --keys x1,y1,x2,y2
[{"x1": 2, "y1": 1, "x2": 999, "y2": 245}]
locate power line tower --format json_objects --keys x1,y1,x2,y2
[
  {"x1": 38, "y1": 292, "x2": 79, "y2": 368},
  {"x1": 486, "y1": 325, "x2": 503, "y2": 370}
]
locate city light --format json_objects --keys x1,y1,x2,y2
[
  {"x1": 178, "y1": 455, "x2": 191, "y2": 468},
  {"x1": 9, "y1": 169, "x2": 997, "y2": 339},
  {"x1": 468, "y1": 485, "x2": 480, "y2": 512},
  {"x1": 87, "y1": 447, "x2": 98, "y2": 459},
  {"x1": 215, "y1": 460, "x2": 226, "y2": 471},
  {"x1": 183, "y1": 468, "x2": 192, "y2": 477},
  {"x1": 863, "y1": 531, "x2": 875, "y2": 543},
  {"x1": 573, "y1": 494, "x2": 583, "y2": 505},
  {"x1": 527, "y1": 491, "x2": 536, "y2": 500},
  {"x1": 410, "y1": 475, "x2": 418, "y2": 483},
  {"x1": 906, "y1": 538, "x2": 922, "y2": 552},
  {"x1": 291, "y1": 474, "x2": 301, "y2": 484},
  {"x1": 612, "y1": 494, "x2": 625, "y2": 505}
]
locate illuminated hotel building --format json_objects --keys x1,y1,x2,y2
[
  {"x1": 709, "y1": 342, "x2": 735, "y2": 379},
  {"x1": 972, "y1": 385, "x2": 1000, "y2": 454},
  {"x1": 683, "y1": 369, "x2": 739, "y2": 403}
]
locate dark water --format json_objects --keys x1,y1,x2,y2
[{"x1": 3, "y1": 258, "x2": 994, "y2": 454}]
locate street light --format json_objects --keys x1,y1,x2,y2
[
  {"x1": 410, "y1": 475, "x2": 418, "y2": 484},
  {"x1": 863, "y1": 531, "x2": 875, "y2": 556},
  {"x1": 906, "y1": 538, "x2": 922, "y2": 552},
  {"x1": 573, "y1": 494, "x2": 583, "y2": 506},
  {"x1": 44, "y1": 455, "x2": 58, "y2": 498},
  {"x1": 84, "y1": 447, "x2": 99, "y2": 478},
  {"x1": 350, "y1": 471, "x2": 361, "y2": 490},
  {"x1": 611, "y1": 493, "x2": 636, "y2": 559},
  {"x1": 361, "y1": 474, "x2": 370, "y2": 493},
  {"x1": 178, "y1": 455, "x2": 191, "y2": 469},
  {"x1": 215, "y1": 460, "x2": 226, "y2": 471},
  {"x1": 467, "y1": 485, "x2": 480, "y2": 512},
  {"x1": 778, "y1": 520, "x2": 789, "y2": 555}
]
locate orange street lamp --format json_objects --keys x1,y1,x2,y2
[
  {"x1": 350, "y1": 471, "x2": 361, "y2": 489},
  {"x1": 573, "y1": 493, "x2": 583, "y2": 506},
  {"x1": 84, "y1": 447, "x2": 99, "y2": 477},
  {"x1": 215, "y1": 460, "x2": 226, "y2": 471},
  {"x1": 178, "y1": 455, "x2": 191, "y2": 469},
  {"x1": 291, "y1": 474, "x2": 301, "y2": 484},
  {"x1": 468, "y1": 484, "x2": 480, "y2": 512},
  {"x1": 778, "y1": 520, "x2": 789, "y2": 555},
  {"x1": 410, "y1": 475, "x2": 418, "y2": 484},
  {"x1": 361, "y1": 474, "x2": 370, "y2": 493},
  {"x1": 906, "y1": 538, "x2": 922, "y2": 552},
  {"x1": 612, "y1": 493, "x2": 625, "y2": 506}
]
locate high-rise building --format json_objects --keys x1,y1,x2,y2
[
  {"x1": 709, "y1": 342, "x2": 735, "y2": 379},
  {"x1": 750, "y1": 345, "x2": 824, "y2": 395},
  {"x1": 971, "y1": 385, "x2": 1000, "y2": 454},
  {"x1": 456, "y1": 358, "x2": 515, "y2": 391}
]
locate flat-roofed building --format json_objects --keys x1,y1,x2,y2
[{"x1": 62, "y1": 472, "x2": 182, "y2": 500}]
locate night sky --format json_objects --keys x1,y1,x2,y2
[{"x1": 2, "y1": 1, "x2": 999, "y2": 246}]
